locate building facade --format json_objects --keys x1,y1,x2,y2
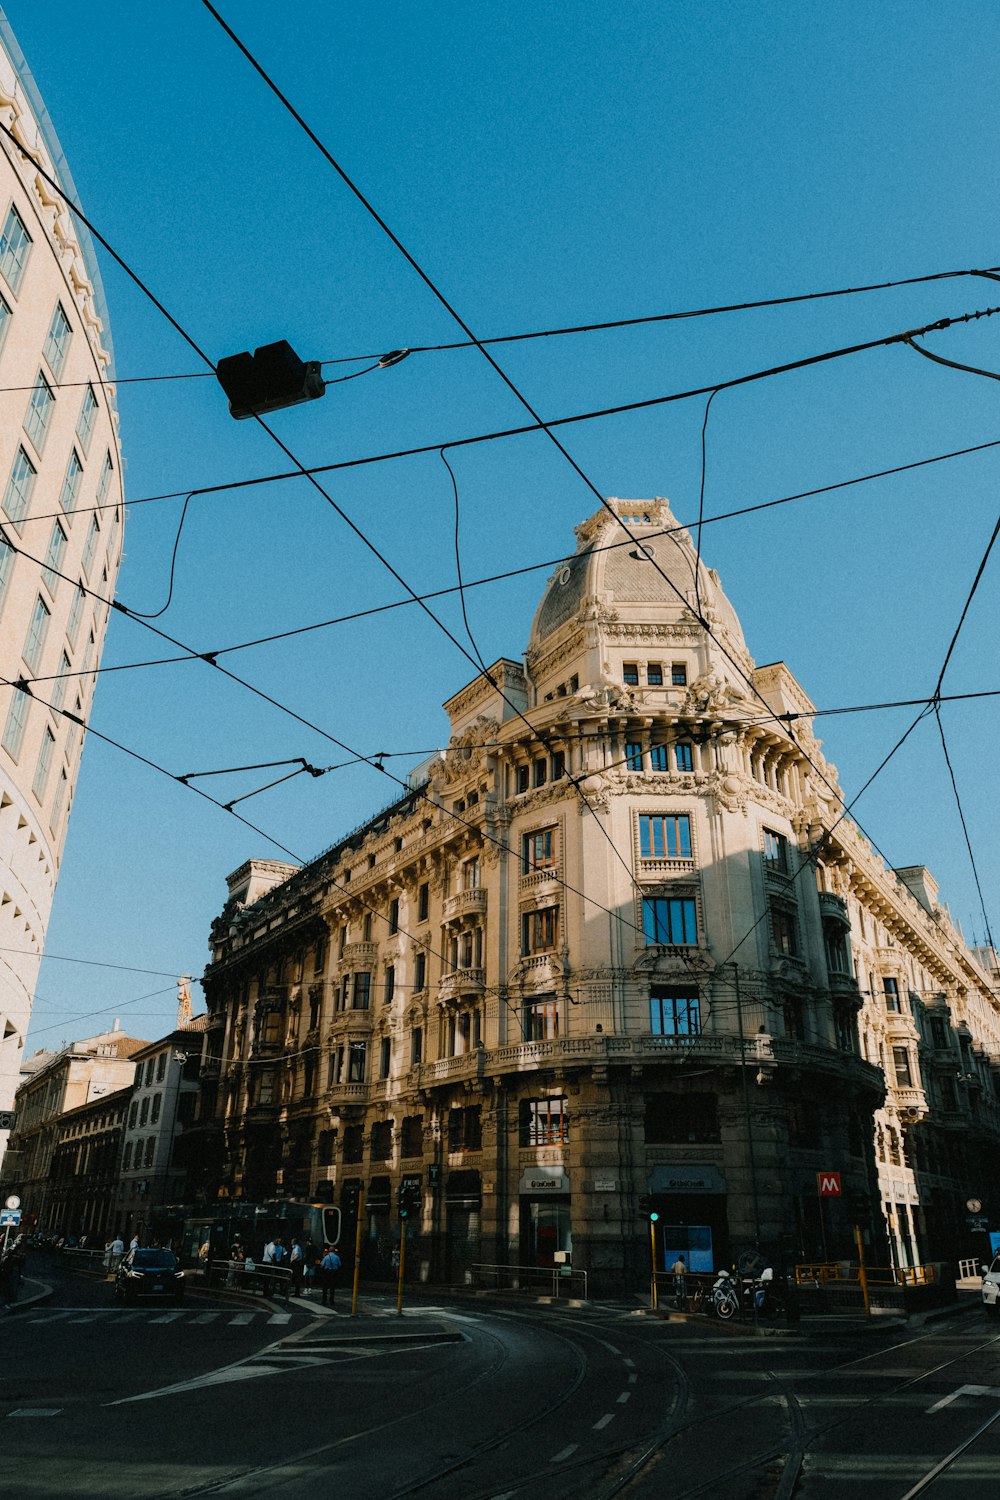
[
  {"x1": 0, "y1": 14, "x2": 125, "y2": 1156},
  {"x1": 195, "y1": 500, "x2": 1000, "y2": 1291},
  {"x1": 0, "y1": 1026, "x2": 145, "y2": 1231},
  {"x1": 115, "y1": 1016, "x2": 206, "y2": 1241},
  {"x1": 47, "y1": 1084, "x2": 130, "y2": 1242}
]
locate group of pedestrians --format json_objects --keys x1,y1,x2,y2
[{"x1": 236, "y1": 1234, "x2": 342, "y2": 1305}]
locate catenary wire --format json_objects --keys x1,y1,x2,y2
[
  {"x1": 933, "y1": 708, "x2": 997, "y2": 952},
  {"x1": 694, "y1": 387, "x2": 720, "y2": 618},
  {"x1": 4, "y1": 97, "x2": 990, "y2": 1015},
  {"x1": 15, "y1": 419, "x2": 1000, "y2": 695},
  {"x1": 12, "y1": 433, "x2": 1000, "y2": 689},
  {"x1": 6, "y1": 262, "x2": 1000, "y2": 394},
  {"x1": 14, "y1": 18, "x2": 988, "y2": 903},
  {"x1": 899, "y1": 339, "x2": 1000, "y2": 944},
  {"x1": 196, "y1": 1, "x2": 1000, "y2": 868},
  {"x1": 0, "y1": 946, "x2": 183, "y2": 978},
  {"x1": 27, "y1": 985, "x2": 182, "y2": 1040},
  {"x1": 10, "y1": 404, "x2": 1000, "y2": 538},
  {"x1": 194, "y1": 6, "x2": 989, "y2": 888}
]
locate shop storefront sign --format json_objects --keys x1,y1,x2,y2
[
  {"x1": 519, "y1": 1166, "x2": 570, "y2": 1194},
  {"x1": 648, "y1": 1164, "x2": 726, "y2": 1195}
]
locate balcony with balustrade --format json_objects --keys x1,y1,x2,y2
[{"x1": 443, "y1": 888, "x2": 488, "y2": 923}]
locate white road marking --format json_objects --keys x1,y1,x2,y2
[
  {"x1": 228, "y1": 1313, "x2": 255, "y2": 1325},
  {"x1": 927, "y1": 1384, "x2": 1000, "y2": 1413},
  {"x1": 617, "y1": 1391, "x2": 631, "y2": 1404},
  {"x1": 149, "y1": 1311, "x2": 186, "y2": 1324},
  {"x1": 628, "y1": 1372, "x2": 638, "y2": 1384},
  {"x1": 27, "y1": 1311, "x2": 73, "y2": 1323},
  {"x1": 594, "y1": 1413, "x2": 615, "y2": 1430},
  {"x1": 267, "y1": 1313, "x2": 292, "y2": 1325},
  {"x1": 8, "y1": 1409, "x2": 62, "y2": 1418},
  {"x1": 191, "y1": 1313, "x2": 220, "y2": 1324},
  {"x1": 622, "y1": 1357, "x2": 635, "y2": 1368},
  {"x1": 550, "y1": 1444, "x2": 579, "y2": 1462}
]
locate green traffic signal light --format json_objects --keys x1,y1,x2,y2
[
  {"x1": 649, "y1": 1212, "x2": 660, "y2": 1222},
  {"x1": 399, "y1": 1208, "x2": 408, "y2": 1219}
]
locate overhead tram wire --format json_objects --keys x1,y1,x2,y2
[
  {"x1": 899, "y1": 340, "x2": 1000, "y2": 947},
  {"x1": 12, "y1": 430, "x2": 1000, "y2": 691},
  {"x1": 28, "y1": 985, "x2": 188, "y2": 1041},
  {"x1": 2, "y1": 104, "x2": 989, "y2": 974},
  {"x1": 934, "y1": 708, "x2": 997, "y2": 952},
  {"x1": 711, "y1": 414, "x2": 1000, "y2": 984},
  {"x1": 0, "y1": 946, "x2": 184, "y2": 978},
  {"x1": 0, "y1": 116, "x2": 638, "y2": 892},
  {"x1": 199, "y1": 1, "x2": 992, "y2": 893},
  {"x1": 1, "y1": 504, "x2": 719, "y2": 949},
  {"x1": 4, "y1": 260, "x2": 1000, "y2": 395},
  {"x1": 9, "y1": 388, "x2": 1000, "y2": 537},
  {"x1": 13, "y1": 676, "x2": 675, "y2": 986},
  {"x1": 0, "y1": 114, "x2": 659, "y2": 904}
]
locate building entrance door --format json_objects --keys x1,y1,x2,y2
[{"x1": 522, "y1": 1198, "x2": 572, "y2": 1268}]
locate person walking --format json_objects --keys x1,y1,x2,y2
[
  {"x1": 289, "y1": 1237, "x2": 305, "y2": 1297},
  {"x1": 262, "y1": 1234, "x2": 287, "y2": 1297},
  {"x1": 671, "y1": 1254, "x2": 688, "y2": 1307},
  {"x1": 319, "y1": 1243, "x2": 342, "y2": 1308},
  {"x1": 302, "y1": 1237, "x2": 319, "y2": 1296},
  {"x1": 103, "y1": 1233, "x2": 124, "y2": 1278}
]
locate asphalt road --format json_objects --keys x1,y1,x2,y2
[{"x1": 4, "y1": 1262, "x2": 1000, "y2": 1499}]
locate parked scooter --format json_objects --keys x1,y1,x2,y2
[{"x1": 709, "y1": 1268, "x2": 741, "y2": 1319}]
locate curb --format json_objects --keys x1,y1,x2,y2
[{"x1": 4, "y1": 1275, "x2": 53, "y2": 1316}]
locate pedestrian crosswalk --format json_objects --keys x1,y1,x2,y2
[{"x1": 27, "y1": 1307, "x2": 296, "y2": 1327}]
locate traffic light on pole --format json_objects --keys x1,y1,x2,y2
[
  {"x1": 398, "y1": 1179, "x2": 421, "y2": 1224},
  {"x1": 638, "y1": 1195, "x2": 660, "y2": 1222}
]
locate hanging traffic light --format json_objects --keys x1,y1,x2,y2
[{"x1": 216, "y1": 340, "x2": 325, "y2": 420}]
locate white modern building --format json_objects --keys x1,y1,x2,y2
[{"x1": 0, "y1": 12, "x2": 124, "y2": 1156}]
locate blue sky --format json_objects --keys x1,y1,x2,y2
[{"x1": 7, "y1": 0, "x2": 1000, "y2": 1050}]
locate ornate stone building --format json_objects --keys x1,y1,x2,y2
[
  {"x1": 0, "y1": 14, "x2": 125, "y2": 1156},
  {"x1": 196, "y1": 499, "x2": 999, "y2": 1290},
  {"x1": 0, "y1": 1025, "x2": 146, "y2": 1232}
]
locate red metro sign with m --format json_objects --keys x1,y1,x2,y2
[{"x1": 817, "y1": 1172, "x2": 842, "y2": 1197}]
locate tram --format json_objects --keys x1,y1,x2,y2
[{"x1": 148, "y1": 1199, "x2": 342, "y2": 1267}]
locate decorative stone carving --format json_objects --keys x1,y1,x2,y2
[{"x1": 682, "y1": 671, "x2": 741, "y2": 716}]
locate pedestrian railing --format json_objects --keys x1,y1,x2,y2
[
  {"x1": 794, "y1": 1261, "x2": 936, "y2": 1289},
  {"x1": 958, "y1": 1257, "x2": 982, "y2": 1280},
  {"x1": 205, "y1": 1258, "x2": 292, "y2": 1299},
  {"x1": 468, "y1": 1262, "x2": 588, "y2": 1300},
  {"x1": 60, "y1": 1247, "x2": 106, "y2": 1270}
]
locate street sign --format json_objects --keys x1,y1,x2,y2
[
  {"x1": 0, "y1": 1208, "x2": 21, "y2": 1227},
  {"x1": 817, "y1": 1172, "x2": 842, "y2": 1197},
  {"x1": 4, "y1": 1195, "x2": 19, "y2": 1210},
  {"x1": 966, "y1": 1215, "x2": 989, "y2": 1233}
]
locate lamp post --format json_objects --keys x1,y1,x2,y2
[{"x1": 732, "y1": 965, "x2": 762, "y2": 1249}]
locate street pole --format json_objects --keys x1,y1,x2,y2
[
  {"x1": 397, "y1": 1218, "x2": 407, "y2": 1316},
  {"x1": 649, "y1": 1216, "x2": 659, "y2": 1310},
  {"x1": 855, "y1": 1222, "x2": 871, "y2": 1317},
  {"x1": 350, "y1": 1188, "x2": 365, "y2": 1318},
  {"x1": 733, "y1": 964, "x2": 762, "y2": 1248}
]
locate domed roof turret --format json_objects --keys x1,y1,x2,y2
[{"x1": 529, "y1": 498, "x2": 750, "y2": 664}]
